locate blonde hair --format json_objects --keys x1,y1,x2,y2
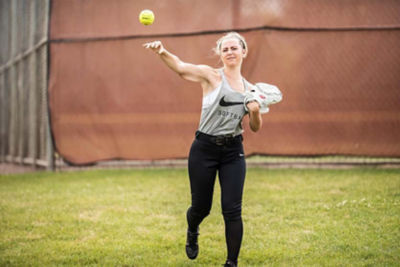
[{"x1": 214, "y1": 32, "x2": 248, "y2": 57}]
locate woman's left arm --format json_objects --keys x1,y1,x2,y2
[{"x1": 247, "y1": 101, "x2": 262, "y2": 132}]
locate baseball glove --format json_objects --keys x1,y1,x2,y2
[{"x1": 244, "y1": 83, "x2": 283, "y2": 114}]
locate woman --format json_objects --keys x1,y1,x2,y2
[{"x1": 144, "y1": 32, "x2": 261, "y2": 267}]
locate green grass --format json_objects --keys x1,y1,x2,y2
[{"x1": 0, "y1": 168, "x2": 399, "y2": 266}]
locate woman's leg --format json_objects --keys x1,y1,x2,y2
[
  {"x1": 219, "y1": 144, "x2": 246, "y2": 265},
  {"x1": 186, "y1": 138, "x2": 219, "y2": 259},
  {"x1": 187, "y1": 139, "x2": 219, "y2": 231}
]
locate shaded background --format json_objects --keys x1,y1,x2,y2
[{"x1": 1, "y1": 0, "x2": 400, "y2": 166}]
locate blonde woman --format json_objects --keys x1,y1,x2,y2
[{"x1": 144, "y1": 32, "x2": 261, "y2": 267}]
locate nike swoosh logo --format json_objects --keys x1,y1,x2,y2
[{"x1": 219, "y1": 96, "x2": 243, "y2": 107}]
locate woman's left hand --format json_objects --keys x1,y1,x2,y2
[{"x1": 246, "y1": 101, "x2": 260, "y2": 113}]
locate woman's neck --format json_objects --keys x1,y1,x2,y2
[{"x1": 223, "y1": 65, "x2": 242, "y2": 80}]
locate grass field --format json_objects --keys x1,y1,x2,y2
[{"x1": 0, "y1": 168, "x2": 399, "y2": 266}]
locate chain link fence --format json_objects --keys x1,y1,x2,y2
[
  {"x1": 0, "y1": 0, "x2": 53, "y2": 170},
  {"x1": 1, "y1": 0, "x2": 399, "y2": 171}
]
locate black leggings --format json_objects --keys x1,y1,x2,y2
[{"x1": 187, "y1": 132, "x2": 246, "y2": 263}]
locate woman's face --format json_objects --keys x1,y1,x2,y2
[{"x1": 220, "y1": 38, "x2": 246, "y2": 67}]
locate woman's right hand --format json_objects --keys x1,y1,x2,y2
[{"x1": 143, "y1": 41, "x2": 165, "y2": 55}]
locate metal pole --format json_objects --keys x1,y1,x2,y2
[
  {"x1": 17, "y1": 59, "x2": 24, "y2": 164},
  {"x1": 29, "y1": 0, "x2": 38, "y2": 167},
  {"x1": 8, "y1": 0, "x2": 18, "y2": 163},
  {"x1": 0, "y1": 73, "x2": 4, "y2": 162},
  {"x1": 44, "y1": 0, "x2": 54, "y2": 171}
]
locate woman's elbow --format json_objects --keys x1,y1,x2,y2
[
  {"x1": 175, "y1": 62, "x2": 186, "y2": 75},
  {"x1": 250, "y1": 124, "x2": 261, "y2": 132},
  {"x1": 250, "y1": 120, "x2": 262, "y2": 132}
]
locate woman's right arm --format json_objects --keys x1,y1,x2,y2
[{"x1": 143, "y1": 41, "x2": 217, "y2": 88}]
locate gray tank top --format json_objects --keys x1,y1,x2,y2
[{"x1": 198, "y1": 69, "x2": 250, "y2": 136}]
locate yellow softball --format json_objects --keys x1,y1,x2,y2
[{"x1": 139, "y1": 9, "x2": 155, "y2": 26}]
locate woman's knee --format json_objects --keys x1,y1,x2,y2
[
  {"x1": 188, "y1": 205, "x2": 211, "y2": 220},
  {"x1": 222, "y1": 203, "x2": 242, "y2": 222}
]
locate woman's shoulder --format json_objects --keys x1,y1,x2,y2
[
  {"x1": 200, "y1": 67, "x2": 222, "y2": 96},
  {"x1": 197, "y1": 65, "x2": 221, "y2": 76},
  {"x1": 202, "y1": 66, "x2": 222, "y2": 83}
]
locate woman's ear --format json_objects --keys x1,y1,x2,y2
[{"x1": 243, "y1": 49, "x2": 247, "y2": 58}]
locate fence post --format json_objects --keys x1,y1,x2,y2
[
  {"x1": 17, "y1": 60, "x2": 24, "y2": 164},
  {"x1": 0, "y1": 73, "x2": 4, "y2": 162},
  {"x1": 8, "y1": 0, "x2": 18, "y2": 163},
  {"x1": 44, "y1": 0, "x2": 54, "y2": 171},
  {"x1": 28, "y1": 0, "x2": 38, "y2": 167}
]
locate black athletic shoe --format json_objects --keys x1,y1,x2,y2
[
  {"x1": 185, "y1": 228, "x2": 199, "y2": 260},
  {"x1": 223, "y1": 259, "x2": 237, "y2": 267}
]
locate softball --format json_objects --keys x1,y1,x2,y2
[{"x1": 139, "y1": 9, "x2": 155, "y2": 25}]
